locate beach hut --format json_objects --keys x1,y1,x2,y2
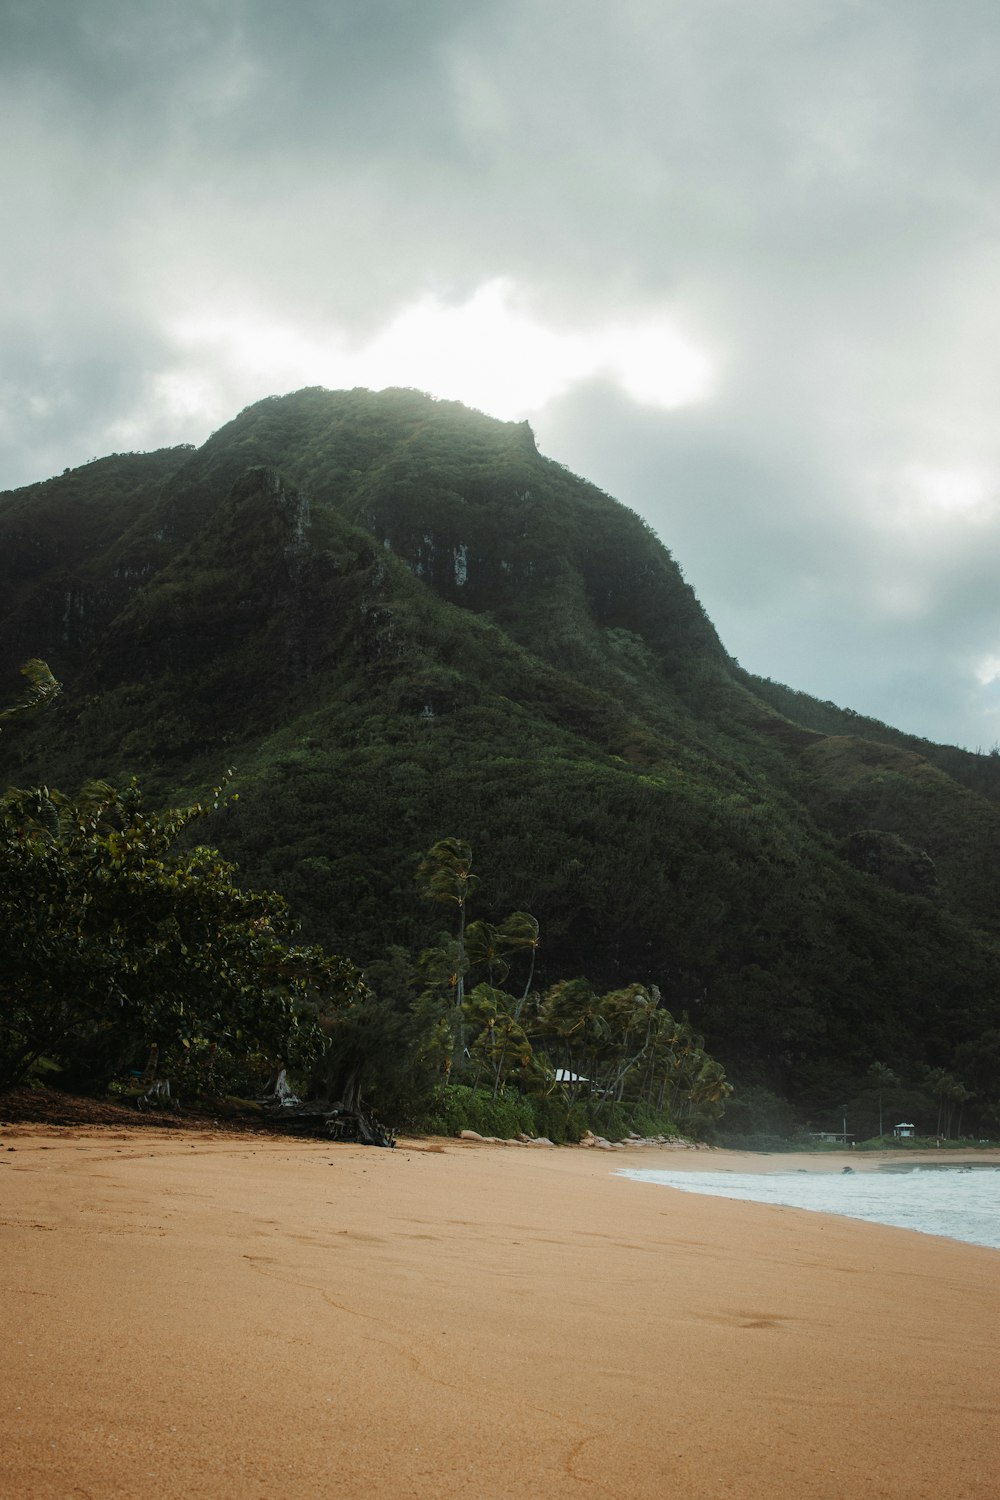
[{"x1": 892, "y1": 1122, "x2": 915, "y2": 1138}]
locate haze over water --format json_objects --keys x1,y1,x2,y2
[{"x1": 619, "y1": 1164, "x2": 1000, "y2": 1251}]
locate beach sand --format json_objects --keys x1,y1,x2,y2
[{"x1": 2, "y1": 1129, "x2": 997, "y2": 1499}]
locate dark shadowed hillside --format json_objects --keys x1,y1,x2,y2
[{"x1": 2, "y1": 387, "x2": 998, "y2": 1127}]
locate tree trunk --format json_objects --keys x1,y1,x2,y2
[{"x1": 452, "y1": 902, "x2": 468, "y2": 1073}]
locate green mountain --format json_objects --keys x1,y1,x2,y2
[{"x1": 2, "y1": 386, "x2": 998, "y2": 1126}]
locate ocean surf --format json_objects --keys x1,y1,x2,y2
[{"x1": 618, "y1": 1162, "x2": 1000, "y2": 1250}]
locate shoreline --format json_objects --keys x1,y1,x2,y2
[
  {"x1": 608, "y1": 1142, "x2": 1000, "y2": 1172},
  {"x1": 3, "y1": 1128, "x2": 998, "y2": 1498},
  {"x1": 6, "y1": 1111, "x2": 1000, "y2": 1170}
]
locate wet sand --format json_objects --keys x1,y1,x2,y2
[{"x1": 2, "y1": 1129, "x2": 997, "y2": 1499}]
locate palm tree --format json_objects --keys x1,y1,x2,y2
[
  {"x1": 951, "y1": 1081, "x2": 974, "y2": 1140},
  {"x1": 417, "y1": 838, "x2": 478, "y2": 1068},
  {"x1": 867, "y1": 1061, "x2": 900, "y2": 1138},
  {"x1": 684, "y1": 1057, "x2": 732, "y2": 1122},
  {"x1": 462, "y1": 983, "x2": 534, "y2": 1097},
  {"x1": 498, "y1": 911, "x2": 540, "y2": 1019},
  {"x1": 480, "y1": 912, "x2": 539, "y2": 1092},
  {"x1": 464, "y1": 920, "x2": 511, "y2": 988},
  {"x1": 0, "y1": 658, "x2": 61, "y2": 729},
  {"x1": 924, "y1": 1067, "x2": 959, "y2": 1138},
  {"x1": 535, "y1": 979, "x2": 600, "y2": 1105},
  {"x1": 593, "y1": 985, "x2": 658, "y2": 1106}
]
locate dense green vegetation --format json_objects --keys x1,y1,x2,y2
[
  {"x1": 0, "y1": 771, "x2": 365, "y2": 1094},
  {"x1": 325, "y1": 836, "x2": 732, "y2": 1139},
  {"x1": 2, "y1": 387, "x2": 998, "y2": 1138},
  {"x1": 0, "y1": 760, "x2": 728, "y2": 1138}
]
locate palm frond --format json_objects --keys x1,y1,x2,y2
[{"x1": 0, "y1": 659, "x2": 61, "y2": 727}]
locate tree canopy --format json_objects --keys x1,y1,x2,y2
[{"x1": 0, "y1": 774, "x2": 365, "y2": 1092}]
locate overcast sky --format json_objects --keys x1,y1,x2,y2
[{"x1": 4, "y1": 1, "x2": 1000, "y2": 750}]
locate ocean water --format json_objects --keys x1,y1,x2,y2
[{"x1": 618, "y1": 1162, "x2": 1000, "y2": 1250}]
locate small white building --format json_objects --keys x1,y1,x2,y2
[{"x1": 892, "y1": 1122, "x2": 916, "y2": 1138}]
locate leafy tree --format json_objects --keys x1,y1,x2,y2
[
  {"x1": 0, "y1": 776, "x2": 364, "y2": 1091},
  {"x1": 310, "y1": 945, "x2": 448, "y2": 1122}
]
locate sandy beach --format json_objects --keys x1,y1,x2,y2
[{"x1": 2, "y1": 1130, "x2": 997, "y2": 1499}]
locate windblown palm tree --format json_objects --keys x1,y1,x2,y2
[{"x1": 0, "y1": 659, "x2": 61, "y2": 729}]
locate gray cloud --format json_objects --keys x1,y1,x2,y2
[{"x1": 3, "y1": 0, "x2": 1000, "y2": 747}]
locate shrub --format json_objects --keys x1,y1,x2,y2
[
  {"x1": 529, "y1": 1094, "x2": 588, "y2": 1144},
  {"x1": 584, "y1": 1101, "x2": 680, "y2": 1141},
  {"x1": 419, "y1": 1083, "x2": 537, "y2": 1139}
]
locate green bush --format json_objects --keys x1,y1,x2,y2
[
  {"x1": 529, "y1": 1093, "x2": 588, "y2": 1144},
  {"x1": 584, "y1": 1101, "x2": 680, "y2": 1141},
  {"x1": 419, "y1": 1083, "x2": 537, "y2": 1139},
  {"x1": 615, "y1": 1102, "x2": 681, "y2": 1139},
  {"x1": 417, "y1": 1084, "x2": 687, "y2": 1143}
]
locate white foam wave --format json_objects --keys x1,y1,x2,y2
[{"x1": 618, "y1": 1165, "x2": 1000, "y2": 1250}]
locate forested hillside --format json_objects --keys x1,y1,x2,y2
[{"x1": 2, "y1": 387, "x2": 998, "y2": 1135}]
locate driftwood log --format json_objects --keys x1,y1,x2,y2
[{"x1": 264, "y1": 1096, "x2": 396, "y2": 1148}]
